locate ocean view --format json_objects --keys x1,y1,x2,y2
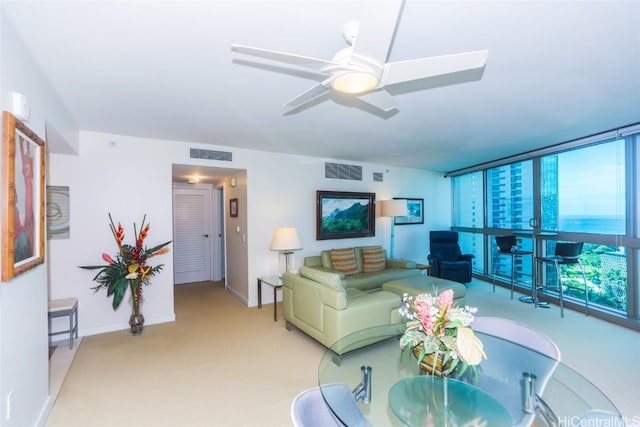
[{"x1": 559, "y1": 215, "x2": 625, "y2": 234}]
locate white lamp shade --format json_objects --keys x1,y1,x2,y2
[
  {"x1": 269, "y1": 227, "x2": 302, "y2": 252},
  {"x1": 380, "y1": 199, "x2": 407, "y2": 217}
]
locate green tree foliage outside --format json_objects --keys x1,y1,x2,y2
[{"x1": 553, "y1": 244, "x2": 627, "y2": 311}]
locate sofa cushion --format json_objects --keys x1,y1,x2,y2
[
  {"x1": 362, "y1": 245, "x2": 385, "y2": 272},
  {"x1": 330, "y1": 248, "x2": 359, "y2": 276},
  {"x1": 343, "y1": 268, "x2": 421, "y2": 292},
  {"x1": 382, "y1": 275, "x2": 467, "y2": 302}
]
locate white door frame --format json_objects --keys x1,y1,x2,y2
[{"x1": 212, "y1": 187, "x2": 224, "y2": 281}]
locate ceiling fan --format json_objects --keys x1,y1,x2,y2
[{"x1": 230, "y1": 0, "x2": 488, "y2": 113}]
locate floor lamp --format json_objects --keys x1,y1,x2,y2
[
  {"x1": 269, "y1": 227, "x2": 302, "y2": 275},
  {"x1": 380, "y1": 199, "x2": 407, "y2": 259}
]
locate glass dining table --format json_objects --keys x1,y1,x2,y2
[{"x1": 318, "y1": 325, "x2": 622, "y2": 427}]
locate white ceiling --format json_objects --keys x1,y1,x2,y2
[{"x1": 3, "y1": 0, "x2": 640, "y2": 174}]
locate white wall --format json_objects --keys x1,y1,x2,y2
[
  {"x1": 0, "y1": 12, "x2": 78, "y2": 427},
  {"x1": 48, "y1": 131, "x2": 450, "y2": 337},
  {"x1": 224, "y1": 170, "x2": 248, "y2": 302},
  {"x1": 48, "y1": 135, "x2": 176, "y2": 336}
]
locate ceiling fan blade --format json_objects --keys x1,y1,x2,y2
[
  {"x1": 357, "y1": 89, "x2": 399, "y2": 112},
  {"x1": 382, "y1": 50, "x2": 489, "y2": 85},
  {"x1": 284, "y1": 82, "x2": 331, "y2": 109},
  {"x1": 351, "y1": 0, "x2": 403, "y2": 66},
  {"x1": 231, "y1": 44, "x2": 336, "y2": 71}
]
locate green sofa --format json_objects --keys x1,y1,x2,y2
[{"x1": 282, "y1": 245, "x2": 421, "y2": 353}]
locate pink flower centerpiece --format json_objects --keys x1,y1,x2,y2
[{"x1": 399, "y1": 289, "x2": 486, "y2": 376}]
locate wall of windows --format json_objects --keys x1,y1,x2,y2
[{"x1": 450, "y1": 127, "x2": 639, "y2": 330}]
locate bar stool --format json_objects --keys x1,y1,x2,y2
[
  {"x1": 534, "y1": 242, "x2": 588, "y2": 318},
  {"x1": 48, "y1": 297, "x2": 79, "y2": 349},
  {"x1": 492, "y1": 235, "x2": 533, "y2": 299}
]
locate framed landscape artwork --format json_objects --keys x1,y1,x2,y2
[
  {"x1": 394, "y1": 198, "x2": 424, "y2": 225},
  {"x1": 2, "y1": 111, "x2": 46, "y2": 281},
  {"x1": 316, "y1": 190, "x2": 375, "y2": 240}
]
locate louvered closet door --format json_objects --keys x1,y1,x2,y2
[{"x1": 173, "y1": 187, "x2": 212, "y2": 284}]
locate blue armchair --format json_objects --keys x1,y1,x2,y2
[{"x1": 428, "y1": 231, "x2": 474, "y2": 283}]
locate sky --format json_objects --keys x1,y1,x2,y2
[{"x1": 557, "y1": 139, "x2": 625, "y2": 217}]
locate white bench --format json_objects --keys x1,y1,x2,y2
[{"x1": 48, "y1": 297, "x2": 78, "y2": 349}]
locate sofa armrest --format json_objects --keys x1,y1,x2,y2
[
  {"x1": 299, "y1": 266, "x2": 345, "y2": 290},
  {"x1": 282, "y1": 272, "x2": 348, "y2": 311},
  {"x1": 386, "y1": 258, "x2": 417, "y2": 269}
]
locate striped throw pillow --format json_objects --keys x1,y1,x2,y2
[
  {"x1": 330, "y1": 248, "x2": 359, "y2": 276},
  {"x1": 362, "y1": 246, "x2": 385, "y2": 272}
]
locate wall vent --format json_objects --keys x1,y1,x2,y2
[
  {"x1": 190, "y1": 148, "x2": 232, "y2": 162},
  {"x1": 373, "y1": 172, "x2": 384, "y2": 182},
  {"x1": 325, "y1": 162, "x2": 362, "y2": 181}
]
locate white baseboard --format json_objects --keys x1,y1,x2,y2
[
  {"x1": 226, "y1": 286, "x2": 249, "y2": 306},
  {"x1": 78, "y1": 313, "x2": 176, "y2": 337},
  {"x1": 35, "y1": 395, "x2": 52, "y2": 427}
]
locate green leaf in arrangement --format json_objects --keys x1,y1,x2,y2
[{"x1": 112, "y1": 280, "x2": 127, "y2": 310}]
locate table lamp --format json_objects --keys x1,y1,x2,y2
[
  {"x1": 380, "y1": 199, "x2": 407, "y2": 259},
  {"x1": 269, "y1": 227, "x2": 302, "y2": 274}
]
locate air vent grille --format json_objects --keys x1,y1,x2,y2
[
  {"x1": 190, "y1": 148, "x2": 232, "y2": 162},
  {"x1": 325, "y1": 162, "x2": 362, "y2": 181},
  {"x1": 373, "y1": 172, "x2": 383, "y2": 182}
]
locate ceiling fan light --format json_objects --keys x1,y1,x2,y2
[{"x1": 331, "y1": 72, "x2": 378, "y2": 94}]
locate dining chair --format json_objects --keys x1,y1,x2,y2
[
  {"x1": 471, "y1": 316, "x2": 561, "y2": 427},
  {"x1": 290, "y1": 384, "x2": 371, "y2": 427},
  {"x1": 492, "y1": 235, "x2": 533, "y2": 299},
  {"x1": 534, "y1": 241, "x2": 588, "y2": 317},
  {"x1": 472, "y1": 316, "x2": 561, "y2": 362}
]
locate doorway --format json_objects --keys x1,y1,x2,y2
[
  {"x1": 172, "y1": 185, "x2": 224, "y2": 284},
  {"x1": 171, "y1": 164, "x2": 247, "y2": 297}
]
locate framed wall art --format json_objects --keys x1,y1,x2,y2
[
  {"x1": 46, "y1": 185, "x2": 70, "y2": 239},
  {"x1": 316, "y1": 190, "x2": 375, "y2": 240},
  {"x1": 230, "y1": 198, "x2": 238, "y2": 217},
  {"x1": 394, "y1": 198, "x2": 424, "y2": 225},
  {"x1": 2, "y1": 111, "x2": 46, "y2": 281}
]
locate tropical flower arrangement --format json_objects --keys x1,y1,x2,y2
[
  {"x1": 80, "y1": 214, "x2": 171, "y2": 334},
  {"x1": 399, "y1": 289, "x2": 486, "y2": 377}
]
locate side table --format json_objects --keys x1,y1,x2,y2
[
  {"x1": 257, "y1": 275, "x2": 283, "y2": 321},
  {"x1": 48, "y1": 297, "x2": 79, "y2": 349},
  {"x1": 415, "y1": 263, "x2": 431, "y2": 276}
]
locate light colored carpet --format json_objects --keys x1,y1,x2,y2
[
  {"x1": 47, "y1": 281, "x2": 323, "y2": 427},
  {"x1": 46, "y1": 279, "x2": 639, "y2": 426}
]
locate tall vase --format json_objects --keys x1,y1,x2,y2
[
  {"x1": 129, "y1": 300, "x2": 145, "y2": 335},
  {"x1": 129, "y1": 280, "x2": 145, "y2": 335}
]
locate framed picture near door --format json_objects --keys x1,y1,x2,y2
[
  {"x1": 2, "y1": 111, "x2": 46, "y2": 281},
  {"x1": 230, "y1": 198, "x2": 238, "y2": 217}
]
